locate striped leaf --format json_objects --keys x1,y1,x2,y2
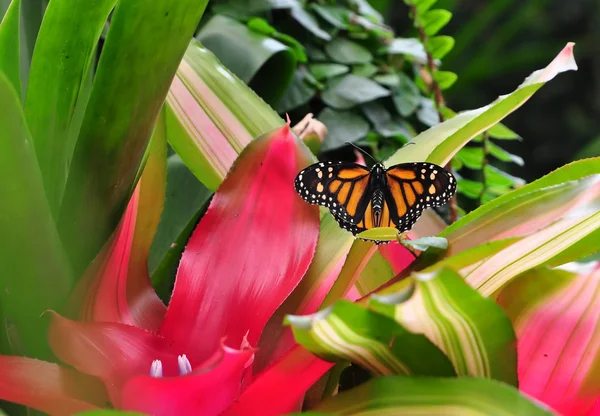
[
  {"x1": 286, "y1": 300, "x2": 456, "y2": 377},
  {"x1": 370, "y1": 268, "x2": 517, "y2": 384},
  {"x1": 497, "y1": 265, "x2": 600, "y2": 415},
  {"x1": 299, "y1": 376, "x2": 554, "y2": 415}
]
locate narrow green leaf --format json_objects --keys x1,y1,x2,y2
[
  {"x1": 0, "y1": 0, "x2": 21, "y2": 99},
  {"x1": 456, "y1": 146, "x2": 484, "y2": 169},
  {"x1": 401, "y1": 236, "x2": 448, "y2": 251},
  {"x1": 433, "y1": 70, "x2": 457, "y2": 90},
  {"x1": 24, "y1": 0, "x2": 116, "y2": 216},
  {"x1": 414, "y1": 0, "x2": 438, "y2": 15},
  {"x1": 421, "y1": 9, "x2": 452, "y2": 36},
  {"x1": 425, "y1": 35, "x2": 454, "y2": 60},
  {"x1": 457, "y1": 178, "x2": 483, "y2": 198},
  {"x1": 308, "y1": 63, "x2": 349, "y2": 80},
  {"x1": 310, "y1": 376, "x2": 554, "y2": 415},
  {"x1": 0, "y1": 74, "x2": 73, "y2": 358},
  {"x1": 291, "y1": 6, "x2": 331, "y2": 40},
  {"x1": 286, "y1": 300, "x2": 456, "y2": 376},
  {"x1": 357, "y1": 227, "x2": 398, "y2": 242},
  {"x1": 485, "y1": 165, "x2": 525, "y2": 187},
  {"x1": 319, "y1": 107, "x2": 370, "y2": 151},
  {"x1": 487, "y1": 121, "x2": 521, "y2": 140},
  {"x1": 59, "y1": 0, "x2": 209, "y2": 274},
  {"x1": 371, "y1": 268, "x2": 517, "y2": 384},
  {"x1": 385, "y1": 43, "x2": 577, "y2": 167},
  {"x1": 486, "y1": 140, "x2": 524, "y2": 165},
  {"x1": 325, "y1": 38, "x2": 372, "y2": 64},
  {"x1": 353, "y1": 249, "x2": 395, "y2": 296}
]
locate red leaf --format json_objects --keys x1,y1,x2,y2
[
  {"x1": 378, "y1": 240, "x2": 415, "y2": 274},
  {"x1": 498, "y1": 265, "x2": 600, "y2": 415},
  {"x1": 0, "y1": 355, "x2": 107, "y2": 415},
  {"x1": 121, "y1": 345, "x2": 254, "y2": 416},
  {"x1": 159, "y1": 125, "x2": 320, "y2": 362},
  {"x1": 224, "y1": 345, "x2": 333, "y2": 416},
  {"x1": 48, "y1": 312, "x2": 187, "y2": 406}
]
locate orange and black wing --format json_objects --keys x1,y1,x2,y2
[
  {"x1": 384, "y1": 162, "x2": 456, "y2": 233},
  {"x1": 294, "y1": 161, "x2": 372, "y2": 233}
]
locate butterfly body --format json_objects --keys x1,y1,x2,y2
[{"x1": 294, "y1": 160, "x2": 456, "y2": 243}]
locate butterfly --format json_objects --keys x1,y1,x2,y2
[{"x1": 294, "y1": 160, "x2": 456, "y2": 243}]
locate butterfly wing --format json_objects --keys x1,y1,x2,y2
[
  {"x1": 294, "y1": 161, "x2": 373, "y2": 232},
  {"x1": 384, "y1": 162, "x2": 456, "y2": 233}
]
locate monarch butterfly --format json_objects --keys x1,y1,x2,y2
[{"x1": 294, "y1": 158, "x2": 456, "y2": 243}]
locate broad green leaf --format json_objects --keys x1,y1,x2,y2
[
  {"x1": 401, "y1": 236, "x2": 448, "y2": 251},
  {"x1": 291, "y1": 6, "x2": 331, "y2": 40},
  {"x1": 308, "y1": 63, "x2": 349, "y2": 80},
  {"x1": 457, "y1": 178, "x2": 483, "y2": 199},
  {"x1": 456, "y1": 146, "x2": 484, "y2": 169},
  {"x1": 309, "y1": 376, "x2": 554, "y2": 415},
  {"x1": 416, "y1": 98, "x2": 439, "y2": 126},
  {"x1": 0, "y1": 0, "x2": 21, "y2": 99},
  {"x1": 370, "y1": 268, "x2": 517, "y2": 384},
  {"x1": 486, "y1": 140, "x2": 524, "y2": 165},
  {"x1": 485, "y1": 164, "x2": 525, "y2": 187},
  {"x1": 433, "y1": 70, "x2": 457, "y2": 90},
  {"x1": 351, "y1": 62, "x2": 378, "y2": 77},
  {"x1": 0, "y1": 74, "x2": 73, "y2": 358},
  {"x1": 354, "y1": 250, "x2": 395, "y2": 296},
  {"x1": 357, "y1": 227, "x2": 397, "y2": 242},
  {"x1": 197, "y1": 14, "x2": 296, "y2": 104},
  {"x1": 352, "y1": 0, "x2": 383, "y2": 22},
  {"x1": 385, "y1": 38, "x2": 427, "y2": 63},
  {"x1": 385, "y1": 43, "x2": 577, "y2": 167},
  {"x1": 166, "y1": 40, "x2": 283, "y2": 190},
  {"x1": 361, "y1": 101, "x2": 406, "y2": 138},
  {"x1": 325, "y1": 38, "x2": 372, "y2": 64},
  {"x1": 322, "y1": 75, "x2": 389, "y2": 109},
  {"x1": 392, "y1": 73, "x2": 421, "y2": 116},
  {"x1": 59, "y1": 0, "x2": 209, "y2": 274},
  {"x1": 149, "y1": 152, "x2": 212, "y2": 302},
  {"x1": 311, "y1": 4, "x2": 348, "y2": 29},
  {"x1": 286, "y1": 300, "x2": 456, "y2": 376},
  {"x1": 373, "y1": 73, "x2": 400, "y2": 87},
  {"x1": 24, "y1": 0, "x2": 116, "y2": 216},
  {"x1": 497, "y1": 266, "x2": 600, "y2": 415},
  {"x1": 421, "y1": 9, "x2": 452, "y2": 36},
  {"x1": 426, "y1": 35, "x2": 454, "y2": 59},
  {"x1": 487, "y1": 120, "x2": 521, "y2": 139},
  {"x1": 276, "y1": 68, "x2": 317, "y2": 112},
  {"x1": 319, "y1": 108, "x2": 369, "y2": 151}
]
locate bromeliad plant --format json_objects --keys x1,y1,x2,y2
[{"x1": 0, "y1": 0, "x2": 600, "y2": 415}]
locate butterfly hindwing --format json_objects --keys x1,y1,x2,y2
[{"x1": 294, "y1": 161, "x2": 372, "y2": 229}]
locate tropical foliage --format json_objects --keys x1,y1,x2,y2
[{"x1": 0, "y1": 0, "x2": 597, "y2": 415}]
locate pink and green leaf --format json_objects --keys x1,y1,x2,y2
[
  {"x1": 0, "y1": 356, "x2": 107, "y2": 415},
  {"x1": 304, "y1": 376, "x2": 554, "y2": 415},
  {"x1": 285, "y1": 300, "x2": 456, "y2": 377},
  {"x1": 158, "y1": 124, "x2": 320, "y2": 363},
  {"x1": 497, "y1": 265, "x2": 600, "y2": 415},
  {"x1": 370, "y1": 268, "x2": 517, "y2": 384},
  {"x1": 385, "y1": 43, "x2": 577, "y2": 167}
]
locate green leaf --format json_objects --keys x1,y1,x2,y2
[
  {"x1": 416, "y1": 98, "x2": 439, "y2": 126},
  {"x1": 0, "y1": 74, "x2": 73, "y2": 358},
  {"x1": 309, "y1": 376, "x2": 554, "y2": 415},
  {"x1": 421, "y1": 9, "x2": 452, "y2": 36},
  {"x1": 322, "y1": 74, "x2": 389, "y2": 109},
  {"x1": 433, "y1": 70, "x2": 457, "y2": 90},
  {"x1": 356, "y1": 227, "x2": 398, "y2": 242},
  {"x1": 484, "y1": 165, "x2": 525, "y2": 187},
  {"x1": 286, "y1": 300, "x2": 456, "y2": 376},
  {"x1": 149, "y1": 152, "x2": 212, "y2": 302},
  {"x1": 487, "y1": 122, "x2": 521, "y2": 140},
  {"x1": 414, "y1": 0, "x2": 438, "y2": 15},
  {"x1": 291, "y1": 6, "x2": 331, "y2": 40},
  {"x1": 392, "y1": 73, "x2": 421, "y2": 116},
  {"x1": 456, "y1": 146, "x2": 484, "y2": 169},
  {"x1": 309, "y1": 63, "x2": 349, "y2": 81},
  {"x1": 351, "y1": 62, "x2": 378, "y2": 77},
  {"x1": 23, "y1": 0, "x2": 116, "y2": 217},
  {"x1": 59, "y1": 0, "x2": 209, "y2": 274},
  {"x1": 486, "y1": 141, "x2": 524, "y2": 165},
  {"x1": 247, "y1": 17, "x2": 276, "y2": 36},
  {"x1": 370, "y1": 268, "x2": 517, "y2": 384},
  {"x1": 276, "y1": 68, "x2": 317, "y2": 112},
  {"x1": 385, "y1": 37, "x2": 427, "y2": 63},
  {"x1": 425, "y1": 35, "x2": 454, "y2": 60},
  {"x1": 401, "y1": 236, "x2": 448, "y2": 251},
  {"x1": 319, "y1": 107, "x2": 370, "y2": 151},
  {"x1": 325, "y1": 38, "x2": 373, "y2": 64},
  {"x1": 0, "y1": 0, "x2": 21, "y2": 99},
  {"x1": 373, "y1": 73, "x2": 400, "y2": 87},
  {"x1": 311, "y1": 4, "x2": 348, "y2": 29},
  {"x1": 361, "y1": 101, "x2": 407, "y2": 137},
  {"x1": 385, "y1": 43, "x2": 577, "y2": 167},
  {"x1": 165, "y1": 40, "x2": 283, "y2": 190},
  {"x1": 457, "y1": 178, "x2": 482, "y2": 198},
  {"x1": 197, "y1": 15, "x2": 296, "y2": 104}
]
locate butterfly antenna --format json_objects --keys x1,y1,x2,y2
[{"x1": 346, "y1": 142, "x2": 377, "y2": 163}]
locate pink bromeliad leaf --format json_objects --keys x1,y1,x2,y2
[
  {"x1": 0, "y1": 355, "x2": 108, "y2": 415},
  {"x1": 158, "y1": 123, "x2": 320, "y2": 362},
  {"x1": 498, "y1": 264, "x2": 600, "y2": 415},
  {"x1": 73, "y1": 130, "x2": 167, "y2": 331}
]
